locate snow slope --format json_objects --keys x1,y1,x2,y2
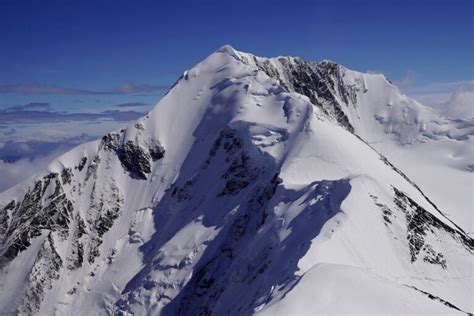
[
  {"x1": 260, "y1": 263, "x2": 464, "y2": 315},
  {"x1": 239, "y1": 50, "x2": 473, "y2": 233},
  {"x1": 0, "y1": 45, "x2": 472, "y2": 315}
]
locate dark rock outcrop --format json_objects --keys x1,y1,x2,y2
[
  {"x1": 251, "y1": 57, "x2": 356, "y2": 132},
  {"x1": 86, "y1": 181, "x2": 123, "y2": 264},
  {"x1": 393, "y1": 187, "x2": 473, "y2": 268},
  {"x1": 17, "y1": 233, "x2": 63, "y2": 314},
  {"x1": 0, "y1": 173, "x2": 73, "y2": 268},
  {"x1": 100, "y1": 132, "x2": 165, "y2": 180}
]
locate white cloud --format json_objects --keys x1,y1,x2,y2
[
  {"x1": 403, "y1": 80, "x2": 474, "y2": 119},
  {"x1": 432, "y1": 87, "x2": 474, "y2": 119},
  {"x1": 407, "y1": 80, "x2": 474, "y2": 94},
  {"x1": 0, "y1": 115, "x2": 139, "y2": 191},
  {"x1": 393, "y1": 70, "x2": 416, "y2": 89},
  {"x1": 0, "y1": 147, "x2": 68, "y2": 192},
  {"x1": 409, "y1": 92, "x2": 452, "y2": 106}
]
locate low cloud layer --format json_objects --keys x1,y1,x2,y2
[
  {"x1": 0, "y1": 83, "x2": 169, "y2": 95},
  {"x1": 6, "y1": 102, "x2": 52, "y2": 111},
  {"x1": 0, "y1": 107, "x2": 145, "y2": 124},
  {"x1": 429, "y1": 88, "x2": 474, "y2": 119},
  {"x1": 0, "y1": 92, "x2": 155, "y2": 191},
  {"x1": 0, "y1": 135, "x2": 98, "y2": 192},
  {"x1": 0, "y1": 135, "x2": 92, "y2": 161},
  {"x1": 393, "y1": 70, "x2": 416, "y2": 89},
  {"x1": 0, "y1": 147, "x2": 69, "y2": 192},
  {"x1": 115, "y1": 102, "x2": 148, "y2": 108},
  {"x1": 404, "y1": 80, "x2": 473, "y2": 119},
  {"x1": 0, "y1": 106, "x2": 144, "y2": 191}
]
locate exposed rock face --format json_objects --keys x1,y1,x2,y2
[
  {"x1": 370, "y1": 194, "x2": 396, "y2": 226},
  {"x1": 0, "y1": 201, "x2": 14, "y2": 236},
  {"x1": 86, "y1": 180, "x2": 123, "y2": 264},
  {"x1": 76, "y1": 157, "x2": 87, "y2": 172},
  {"x1": 85, "y1": 155, "x2": 100, "y2": 182},
  {"x1": 0, "y1": 141, "x2": 129, "y2": 312},
  {"x1": 0, "y1": 111, "x2": 166, "y2": 313},
  {"x1": 0, "y1": 172, "x2": 73, "y2": 268},
  {"x1": 393, "y1": 188, "x2": 473, "y2": 266},
  {"x1": 17, "y1": 233, "x2": 63, "y2": 314},
  {"x1": 117, "y1": 140, "x2": 152, "y2": 179},
  {"x1": 408, "y1": 285, "x2": 467, "y2": 313},
  {"x1": 148, "y1": 138, "x2": 166, "y2": 161},
  {"x1": 214, "y1": 129, "x2": 263, "y2": 197},
  {"x1": 100, "y1": 130, "x2": 165, "y2": 180},
  {"x1": 247, "y1": 56, "x2": 357, "y2": 132},
  {"x1": 371, "y1": 185, "x2": 473, "y2": 270},
  {"x1": 66, "y1": 215, "x2": 86, "y2": 270},
  {"x1": 61, "y1": 167, "x2": 73, "y2": 185}
]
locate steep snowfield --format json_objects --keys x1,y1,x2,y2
[
  {"x1": 260, "y1": 263, "x2": 464, "y2": 315},
  {"x1": 0, "y1": 45, "x2": 472, "y2": 315}
]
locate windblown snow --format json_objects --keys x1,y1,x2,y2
[{"x1": 0, "y1": 45, "x2": 472, "y2": 315}]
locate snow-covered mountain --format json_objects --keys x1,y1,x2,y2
[{"x1": 0, "y1": 45, "x2": 472, "y2": 315}]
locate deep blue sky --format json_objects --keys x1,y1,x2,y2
[
  {"x1": 0, "y1": 0, "x2": 472, "y2": 191},
  {"x1": 0, "y1": 0, "x2": 473, "y2": 112}
]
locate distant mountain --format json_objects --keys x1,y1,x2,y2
[{"x1": 0, "y1": 45, "x2": 472, "y2": 314}]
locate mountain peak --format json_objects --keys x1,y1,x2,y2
[
  {"x1": 216, "y1": 44, "x2": 237, "y2": 54},
  {"x1": 215, "y1": 44, "x2": 241, "y2": 59},
  {"x1": 0, "y1": 47, "x2": 472, "y2": 315}
]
